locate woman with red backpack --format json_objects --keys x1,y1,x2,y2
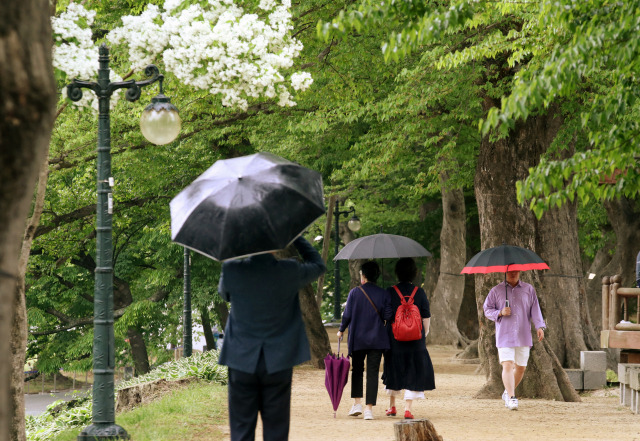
[{"x1": 382, "y1": 257, "x2": 436, "y2": 419}]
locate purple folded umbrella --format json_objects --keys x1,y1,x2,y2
[{"x1": 324, "y1": 338, "x2": 350, "y2": 418}]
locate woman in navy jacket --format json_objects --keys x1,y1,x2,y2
[{"x1": 337, "y1": 260, "x2": 393, "y2": 420}]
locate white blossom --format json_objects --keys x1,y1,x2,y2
[{"x1": 52, "y1": 0, "x2": 314, "y2": 112}]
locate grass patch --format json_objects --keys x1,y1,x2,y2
[{"x1": 50, "y1": 381, "x2": 227, "y2": 441}]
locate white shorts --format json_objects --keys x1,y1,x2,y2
[
  {"x1": 498, "y1": 346, "x2": 530, "y2": 366},
  {"x1": 385, "y1": 388, "x2": 425, "y2": 400}
]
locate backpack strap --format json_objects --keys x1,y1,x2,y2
[
  {"x1": 393, "y1": 285, "x2": 419, "y2": 305},
  {"x1": 392, "y1": 285, "x2": 406, "y2": 304}
]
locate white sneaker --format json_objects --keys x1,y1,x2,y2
[
  {"x1": 507, "y1": 397, "x2": 518, "y2": 410},
  {"x1": 348, "y1": 403, "x2": 363, "y2": 416},
  {"x1": 502, "y1": 390, "x2": 509, "y2": 407},
  {"x1": 363, "y1": 409, "x2": 374, "y2": 420}
]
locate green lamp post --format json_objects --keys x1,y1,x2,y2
[
  {"x1": 67, "y1": 43, "x2": 180, "y2": 441},
  {"x1": 183, "y1": 247, "x2": 192, "y2": 357}
]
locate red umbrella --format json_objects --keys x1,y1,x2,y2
[
  {"x1": 324, "y1": 337, "x2": 350, "y2": 418},
  {"x1": 461, "y1": 243, "x2": 549, "y2": 304}
]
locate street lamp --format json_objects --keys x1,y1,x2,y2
[
  {"x1": 66, "y1": 43, "x2": 180, "y2": 441},
  {"x1": 333, "y1": 200, "x2": 361, "y2": 320}
]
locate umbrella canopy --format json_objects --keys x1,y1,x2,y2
[
  {"x1": 170, "y1": 152, "x2": 325, "y2": 261},
  {"x1": 460, "y1": 244, "x2": 550, "y2": 274},
  {"x1": 324, "y1": 338, "x2": 350, "y2": 418},
  {"x1": 333, "y1": 234, "x2": 432, "y2": 260},
  {"x1": 461, "y1": 244, "x2": 549, "y2": 304}
]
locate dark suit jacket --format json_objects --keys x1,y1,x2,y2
[{"x1": 218, "y1": 237, "x2": 326, "y2": 374}]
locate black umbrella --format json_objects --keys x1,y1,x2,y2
[
  {"x1": 461, "y1": 243, "x2": 549, "y2": 304},
  {"x1": 333, "y1": 233, "x2": 432, "y2": 260},
  {"x1": 170, "y1": 152, "x2": 325, "y2": 261}
]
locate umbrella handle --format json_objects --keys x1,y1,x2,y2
[{"x1": 337, "y1": 336, "x2": 342, "y2": 356}]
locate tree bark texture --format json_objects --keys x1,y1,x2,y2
[
  {"x1": 276, "y1": 243, "x2": 331, "y2": 369},
  {"x1": 199, "y1": 306, "x2": 217, "y2": 351},
  {"x1": 316, "y1": 195, "x2": 336, "y2": 306},
  {"x1": 393, "y1": 419, "x2": 443, "y2": 441},
  {"x1": 584, "y1": 198, "x2": 640, "y2": 332},
  {"x1": 474, "y1": 105, "x2": 596, "y2": 400},
  {"x1": 584, "y1": 238, "x2": 615, "y2": 333},
  {"x1": 1, "y1": 3, "x2": 56, "y2": 440},
  {"x1": 127, "y1": 328, "x2": 151, "y2": 376},
  {"x1": 213, "y1": 300, "x2": 230, "y2": 330},
  {"x1": 11, "y1": 156, "x2": 50, "y2": 441},
  {"x1": 428, "y1": 177, "x2": 468, "y2": 347}
]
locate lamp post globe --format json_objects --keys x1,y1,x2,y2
[
  {"x1": 347, "y1": 215, "x2": 361, "y2": 232},
  {"x1": 140, "y1": 93, "x2": 181, "y2": 145}
]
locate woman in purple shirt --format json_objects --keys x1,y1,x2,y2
[
  {"x1": 483, "y1": 270, "x2": 546, "y2": 411},
  {"x1": 337, "y1": 261, "x2": 393, "y2": 420}
]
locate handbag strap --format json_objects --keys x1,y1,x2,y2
[{"x1": 358, "y1": 286, "x2": 382, "y2": 321}]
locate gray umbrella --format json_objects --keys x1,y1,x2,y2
[
  {"x1": 333, "y1": 234, "x2": 432, "y2": 260},
  {"x1": 170, "y1": 152, "x2": 325, "y2": 261}
]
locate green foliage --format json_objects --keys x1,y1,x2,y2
[{"x1": 26, "y1": 350, "x2": 227, "y2": 441}]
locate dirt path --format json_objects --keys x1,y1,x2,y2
[{"x1": 228, "y1": 345, "x2": 640, "y2": 441}]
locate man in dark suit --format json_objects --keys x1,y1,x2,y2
[{"x1": 218, "y1": 236, "x2": 326, "y2": 441}]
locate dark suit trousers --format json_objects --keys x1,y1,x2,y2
[
  {"x1": 228, "y1": 352, "x2": 293, "y2": 441},
  {"x1": 350, "y1": 349, "x2": 383, "y2": 406}
]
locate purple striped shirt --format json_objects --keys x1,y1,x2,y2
[{"x1": 483, "y1": 280, "x2": 545, "y2": 348}]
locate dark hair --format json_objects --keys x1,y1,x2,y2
[
  {"x1": 395, "y1": 257, "x2": 417, "y2": 283},
  {"x1": 360, "y1": 261, "x2": 381, "y2": 283}
]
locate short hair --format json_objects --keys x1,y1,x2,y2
[
  {"x1": 395, "y1": 257, "x2": 417, "y2": 282},
  {"x1": 360, "y1": 261, "x2": 381, "y2": 283}
]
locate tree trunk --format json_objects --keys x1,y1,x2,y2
[
  {"x1": 114, "y1": 281, "x2": 151, "y2": 375},
  {"x1": 299, "y1": 284, "x2": 332, "y2": 368},
  {"x1": 339, "y1": 224, "x2": 363, "y2": 289},
  {"x1": 213, "y1": 301, "x2": 230, "y2": 329},
  {"x1": 394, "y1": 419, "x2": 443, "y2": 441},
  {"x1": 474, "y1": 105, "x2": 592, "y2": 401},
  {"x1": 584, "y1": 238, "x2": 615, "y2": 332},
  {"x1": 11, "y1": 156, "x2": 50, "y2": 441},
  {"x1": 1, "y1": 4, "x2": 56, "y2": 441},
  {"x1": 584, "y1": 198, "x2": 640, "y2": 333},
  {"x1": 428, "y1": 176, "x2": 468, "y2": 347},
  {"x1": 316, "y1": 195, "x2": 336, "y2": 306},
  {"x1": 199, "y1": 306, "x2": 217, "y2": 351},
  {"x1": 127, "y1": 328, "x2": 150, "y2": 376},
  {"x1": 276, "y1": 243, "x2": 331, "y2": 368}
]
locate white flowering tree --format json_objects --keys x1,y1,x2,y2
[{"x1": 52, "y1": 0, "x2": 312, "y2": 111}]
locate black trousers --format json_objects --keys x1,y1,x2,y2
[
  {"x1": 228, "y1": 352, "x2": 293, "y2": 441},
  {"x1": 350, "y1": 349, "x2": 383, "y2": 406}
]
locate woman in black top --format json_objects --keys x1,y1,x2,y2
[{"x1": 382, "y1": 257, "x2": 435, "y2": 419}]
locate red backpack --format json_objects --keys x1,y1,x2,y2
[{"x1": 391, "y1": 285, "x2": 422, "y2": 341}]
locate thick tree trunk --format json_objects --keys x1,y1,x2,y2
[
  {"x1": 127, "y1": 328, "x2": 150, "y2": 376},
  {"x1": 428, "y1": 177, "x2": 468, "y2": 347},
  {"x1": 11, "y1": 157, "x2": 50, "y2": 441},
  {"x1": 1, "y1": 4, "x2": 56, "y2": 441},
  {"x1": 474, "y1": 106, "x2": 592, "y2": 401},
  {"x1": 199, "y1": 306, "x2": 217, "y2": 351}
]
